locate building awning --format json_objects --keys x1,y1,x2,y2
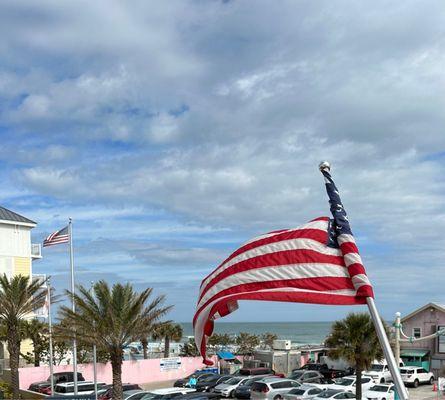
[
  {"x1": 400, "y1": 349, "x2": 430, "y2": 358},
  {"x1": 217, "y1": 351, "x2": 236, "y2": 360}
]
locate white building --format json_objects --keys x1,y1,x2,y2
[{"x1": 0, "y1": 205, "x2": 43, "y2": 365}]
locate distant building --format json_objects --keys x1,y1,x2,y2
[
  {"x1": 400, "y1": 302, "x2": 445, "y2": 376},
  {"x1": 0, "y1": 205, "x2": 43, "y2": 366}
]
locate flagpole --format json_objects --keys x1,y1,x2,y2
[
  {"x1": 366, "y1": 297, "x2": 408, "y2": 400},
  {"x1": 47, "y1": 278, "x2": 55, "y2": 395},
  {"x1": 68, "y1": 218, "x2": 78, "y2": 395},
  {"x1": 90, "y1": 281, "x2": 98, "y2": 400},
  {"x1": 318, "y1": 162, "x2": 409, "y2": 400}
]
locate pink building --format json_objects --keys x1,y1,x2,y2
[{"x1": 400, "y1": 302, "x2": 445, "y2": 376}]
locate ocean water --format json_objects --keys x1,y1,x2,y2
[{"x1": 179, "y1": 322, "x2": 332, "y2": 345}]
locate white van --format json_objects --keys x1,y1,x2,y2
[
  {"x1": 364, "y1": 360, "x2": 404, "y2": 384},
  {"x1": 53, "y1": 381, "x2": 107, "y2": 396}
]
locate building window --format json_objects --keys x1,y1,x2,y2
[
  {"x1": 413, "y1": 328, "x2": 422, "y2": 339},
  {"x1": 438, "y1": 326, "x2": 445, "y2": 354}
]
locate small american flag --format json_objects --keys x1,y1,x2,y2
[
  {"x1": 43, "y1": 226, "x2": 69, "y2": 247},
  {"x1": 193, "y1": 166, "x2": 373, "y2": 365}
]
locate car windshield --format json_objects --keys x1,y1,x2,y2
[
  {"x1": 201, "y1": 375, "x2": 219, "y2": 383},
  {"x1": 370, "y1": 365, "x2": 384, "y2": 372},
  {"x1": 317, "y1": 390, "x2": 340, "y2": 398},
  {"x1": 226, "y1": 378, "x2": 243, "y2": 385},
  {"x1": 288, "y1": 389, "x2": 306, "y2": 395},
  {"x1": 291, "y1": 372, "x2": 304, "y2": 379},
  {"x1": 242, "y1": 379, "x2": 255, "y2": 386},
  {"x1": 369, "y1": 385, "x2": 389, "y2": 392},
  {"x1": 140, "y1": 392, "x2": 158, "y2": 400},
  {"x1": 336, "y1": 378, "x2": 354, "y2": 386}
]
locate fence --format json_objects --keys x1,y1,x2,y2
[{"x1": 17, "y1": 356, "x2": 218, "y2": 390}]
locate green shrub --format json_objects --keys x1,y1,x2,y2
[{"x1": 0, "y1": 381, "x2": 13, "y2": 399}]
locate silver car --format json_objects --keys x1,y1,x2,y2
[
  {"x1": 283, "y1": 385, "x2": 324, "y2": 400},
  {"x1": 288, "y1": 371, "x2": 325, "y2": 385},
  {"x1": 214, "y1": 376, "x2": 253, "y2": 398},
  {"x1": 251, "y1": 377, "x2": 300, "y2": 400}
]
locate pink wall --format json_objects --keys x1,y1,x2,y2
[{"x1": 19, "y1": 356, "x2": 218, "y2": 390}]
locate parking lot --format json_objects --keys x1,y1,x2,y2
[
  {"x1": 408, "y1": 384, "x2": 444, "y2": 400},
  {"x1": 141, "y1": 380, "x2": 443, "y2": 400}
]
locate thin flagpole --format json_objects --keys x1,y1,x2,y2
[
  {"x1": 90, "y1": 281, "x2": 98, "y2": 400},
  {"x1": 318, "y1": 162, "x2": 409, "y2": 400},
  {"x1": 47, "y1": 278, "x2": 55, "y2": 395},
  {"x1": 367, "y1": 298, "x2": 409, "y2": 400},
  {"x1": 68, "y1": 218, "x2": 78, "y2": 395}
]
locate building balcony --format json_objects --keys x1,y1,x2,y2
[{"x1": 31, "y1": 243, "x2": 42, "y2": 259}]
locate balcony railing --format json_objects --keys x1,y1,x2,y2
[{"x1": 31, "y1": 243, "x2": 42, "y2": 259}]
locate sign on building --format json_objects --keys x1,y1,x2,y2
[{"x1": 160, "y1": 357, "x2": 182, "y2": 371}]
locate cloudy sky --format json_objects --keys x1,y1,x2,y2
[{"x1": 1, "y1": 0, "x2": 444, "y2": 323}]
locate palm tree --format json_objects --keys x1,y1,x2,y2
[
  {"x1": 0, "y1": 274, "x2": 47, "y2": 399},
  {"x1": 152, "y1": 322, "x2": 183, "y2": 358},
  {"x1": 180, "y1": 337, "x2": 200, "y2": 357},
  {"x1": 235, "y1": 332, "x2": 260, "y2": 356},
  {"x1": 22, "y1": 318, "x2": 49, "y2": 366},
  {"x1": 325, "y1": 313, "x2": 385, "y2": 400},
  {"x1": 58, "y1": 281, "x2": 171, "y2": 400}
]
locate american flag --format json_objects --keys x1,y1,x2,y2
[
  {"x1": 43, "y1": 226, "x2": 69, "y2": 247},
  {"x1": 193, "y1": 166, "x2": 373, "y2": 365}
]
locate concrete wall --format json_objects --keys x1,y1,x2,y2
[{"x1": 17, "y1": 356, "x2": 218, "y2": 390}]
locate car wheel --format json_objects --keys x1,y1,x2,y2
[
  {"x1": 230, "y1": 391, "x2": 235, "y2": 398},
  {"x1": 430, "y1": 377, "x2": 434, "y2": 385},
  {"x1": 273, "y1": 396, "x2": 282, "y2": 400},
  {"x1": 413, "y1": 379, "x2": 419, "y2": 388},
  {"x1": 380, "y1": 378, "x2": 385, "y2": 383}
]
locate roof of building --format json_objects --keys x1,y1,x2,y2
[
  {"x1": 217, "y1": 351, "x2": 236, "y2": 360},
  {"x1": 401, "y1": 302, "x2": 445, "y2": 322},
  {"x1": 0, "y1": 205, "x2": 36, "y2": 225},
  {"x1": 400, "y1": 349, "x2": 430, "y2": 358}
]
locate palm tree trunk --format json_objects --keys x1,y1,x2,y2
[
  {"x1": 33, "y1": 340, "x2": 40, "y2": 367},
  {"x1": 110, "y1": 349, "x2": 123, "y2": 400},
  {"x1": 164, "y1": 336, "x2": 170, "y2": 358},
  {"x1": 7, "y1": 326, "x2": 21, "y2": 400},
  {"x1": 141, "y1": 338, "x2": 148, "y2": 359},
  {"x1": 355, "y1": 367, "x2": 362, "y2": 400}
]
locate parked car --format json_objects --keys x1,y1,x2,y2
[
  {"x1": 399, "y1": 367, "x2": 434, "y2": 387},
  {"x1": 125, "y1": 391, "x2": 150, "y2": 400},
  {"x1": 53, "y1": 381, "x2": 107, "y2": 396},
  {"x1": 312, "y1": 389, "x2": 355, "y2": 400},
  {"x1": 174, "y1": 372, "x2": 217, "y2": 388},
  {"x1": 213, "y1": 376, "x2": 254, "y2": 397},
  {"x1": 99, "y1": 383, "x2": 143, "y2": 399},
  {"x1": 294, "y1": 365, "x2": 352, "y2": 380},
  {"x1": 138, "y1": 388, "x2": 197, "y2": 400},
  {"x1": 235, "y1": 368, "x2": 281, "y2": 377},
  {"x1": 235, "y1": 376, "x2": 274, "y2": 399},
  {"x1": 327, "y1": 376, "x2": 374, "y2": 393},
  {"x1": 288, "y1": 371, "x2": 325, "y2": 384},
  {"x1": 362, "y1": 383, "x2": 395, "y2": 400},
  {"x1": 251, "y1": 377, "x2": 300, "y2": 400},
  {"x1": 283, "y1": 384, "x2": 324, "y2": 400},
  {"x1": 195, "y1": 374, "x2": 233, "y2": 392},
  {"x1": 363, "y1": 360, "x2": 404, "y2": 384},
  {"x1": 29, "y1": 372, "x2": 86, "y2": 393},
  {"x1": 176, "y1": 393, "x2": 220, "y2": 400}
]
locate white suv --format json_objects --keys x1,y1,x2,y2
[
  {"x1": 364, "y1": 360, "x2": 404, "y2": 384},
  {"x1": 399, "y1": 367, "x2": 434, "y2": 387}
]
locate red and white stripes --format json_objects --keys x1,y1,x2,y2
[{"x1": 193, "y1": 217, "x2": 373, "y2": 365}]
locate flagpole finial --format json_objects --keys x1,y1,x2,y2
[{"x1": 319, "y1": 161, "x2": 331, "y2": 172}]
